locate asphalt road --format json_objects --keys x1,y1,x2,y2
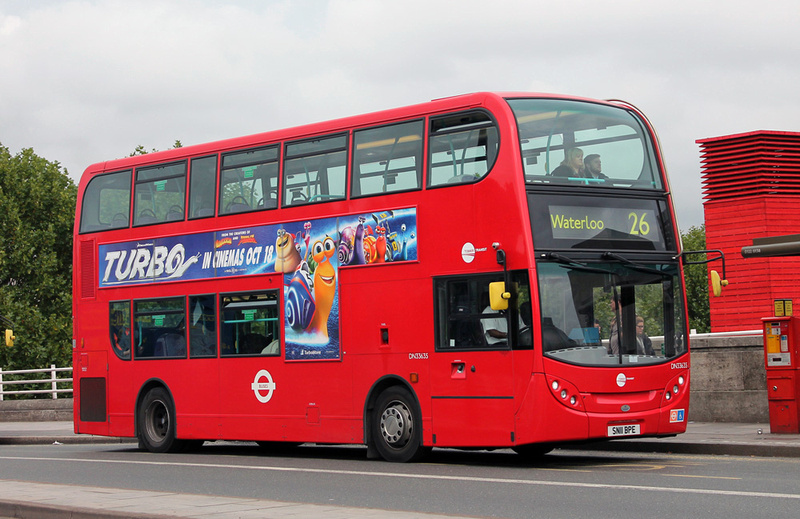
[{"x1": 1, "y1": 442, "x2": 799, "y2": 519}]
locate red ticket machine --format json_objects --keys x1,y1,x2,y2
[{"x1": 763, "y1": 316, "x2": 800, "y2": 433}]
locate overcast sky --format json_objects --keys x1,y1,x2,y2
[{"x1": 2, "y1": 0, "x2": 798, "y2": 230}]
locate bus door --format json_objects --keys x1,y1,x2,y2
[
  {"x1": 216, "y1": 290, "x2": 284, "y2": 440},
  {"x1": 430, "y1": 274, "x2": 528, "y2": 447}
]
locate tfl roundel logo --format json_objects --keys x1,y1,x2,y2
[
  {"x1": 251, "y1": 369, "x2": 276, "y2": 403},
  {"x1": 461, "y1": 242, "x2": 476, "y2": 263}
]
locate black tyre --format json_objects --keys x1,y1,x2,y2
[
  {"x1": 512, "y1": 443, "x2": 553, "y2": 459},
  {"x1": 372, "y1": 386, "x2": 427, "y2": 462},
  {"x1": 137, "y1": 387, "x2": 184, "y2": 453}
]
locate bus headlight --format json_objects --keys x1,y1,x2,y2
[
  {"x1": 546, "y1": 375, "x2": 585, "y2": 411},
  {"x1": 662, "y1": 372, "x2": 688, "y2": 406}
]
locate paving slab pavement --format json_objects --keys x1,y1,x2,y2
[{"x1": 0, "y1": 479, "x2": 469, "y2": 519}]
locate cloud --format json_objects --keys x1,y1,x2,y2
[{"x1": 1, "y1": 0, "x2": 799, "y2": 229}]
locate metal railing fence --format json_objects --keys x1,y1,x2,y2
[{"x1": 0, "y1": 365, "x2": 73, "y2": 400}]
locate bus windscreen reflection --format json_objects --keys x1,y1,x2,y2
[{"x1": 537, "y1": 261, "x2": 686, "y2": 366}]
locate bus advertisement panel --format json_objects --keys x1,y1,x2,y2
[{"x1": 99, "y1": 208, "x2": 417, "y2": 360}]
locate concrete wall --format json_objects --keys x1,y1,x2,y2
[
  {"x1": 0, "y1": 335, "x2": 773, "y2": 423},
  {"x1": 689, "y1": 334, "x2": 768, "y2": 423},
  {"x1": 0, "y1": 398, "x2": 72, "y2": 422}
]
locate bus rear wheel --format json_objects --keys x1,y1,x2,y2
[
  {"x1": 372, "y1": 387, "x2": 427, "y2": 462},
  {"x1": 138, "y1": 387, "x2": 184, "y2": 453}
]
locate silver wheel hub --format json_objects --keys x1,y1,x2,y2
[{"x1": 380, "y1": 401, "x2": 412, "y2": 447}]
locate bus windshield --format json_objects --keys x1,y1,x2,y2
[
  {"x1": 507, "y1": 98, "x2": 663, "y2": 190},
  {"x1": 536, "y1": 260, "x2": 686, "y2": 366}
]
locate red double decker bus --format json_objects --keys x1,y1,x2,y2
[{"x1": 73, "y1": 92, "x2": 691, "y2": 461}]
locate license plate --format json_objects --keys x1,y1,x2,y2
[{"x1": 608, "y1": 424, "x2": 641, "y2": 437}]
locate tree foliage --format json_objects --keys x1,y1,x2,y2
[
  {"x1": 130, "y1": 140, "x2": 182, "y2": 156},
  {"x1": 682, "y1": 225, "x2": 710, "y2": 334},
  {"x1": 0, "y1": 144, "x2": 77, "y2": 370}
]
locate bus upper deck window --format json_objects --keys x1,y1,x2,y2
[
  {"x1": 352, "y1": 120, "x2": 423, "y2": 198},
  {"x1": 219, "y1": 146, "x2": 279, "y2": 216},
  {"x1": 79, "y1": 170, "x2": 132, "y2": 233},
  {"x1": 133, "y1": 162, "x2": 187, "y2": 226},
  {"x1": 283, "y1": 134, "x2": 348, "y2": 207},
  {"x1": 189, "y1": 156, "x2": 218, "y2": 219},
  {"x1": 428, "y1": 111, "x2": 498, "y2": 187},
  {"x1": 508, "y1": 98, "x2": 663, "y2": 191}
]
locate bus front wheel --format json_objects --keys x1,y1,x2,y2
[
  {"x1": 372, "y1": 387, "x2": 428, "y2": 462},
  {"x1": 138, "y1": 387, "x2": 183, "y2": 453},
  {"x1": 512, "y1": 443, "x2": 554, "y2": 459}
]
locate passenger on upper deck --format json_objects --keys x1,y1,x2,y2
[
  {"x1": 550, "y1": 148, "x2": 585, "y2": 178},
  {"x1": 583, "y1": 154, "x2": 608, "y2": 180}
]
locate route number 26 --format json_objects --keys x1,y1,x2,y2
[{"x1": 628, "y1": 212, "x2": 650, "y2": 236}]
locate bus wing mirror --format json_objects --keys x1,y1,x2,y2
[
  {"x1": 489, "y1": 282, "x2": 511, "y2": 311},
  {"x1": 710, "y1": 270, "x2": 728, "y2": 297}
]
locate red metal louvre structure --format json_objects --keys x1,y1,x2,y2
[{"x1": 698, "y1": 131, "x2": 800, "y2": 331}]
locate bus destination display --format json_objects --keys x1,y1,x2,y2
[
  {"x1": 549, "y1": 205, "x2": 658, "y2": 241},
  {"x1": 529, "y1": 193, "x2": 671, "y2": 251}
]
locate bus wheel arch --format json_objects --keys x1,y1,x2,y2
[
  {"x1": 135, "y1": 380, "x2": 184, "y2": 453},
  {"x1": 364, "y1": 377, "x2": 428, "y2": 462}
]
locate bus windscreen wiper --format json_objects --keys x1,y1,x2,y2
[
  {"x1": 601, "y1": 252, "x2": 671, "y2": 278},
  {"x1": 540, "y1": 252, "x2": 615, "y2": 275}
]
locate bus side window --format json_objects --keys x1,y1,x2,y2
[
  {"x1": 219, "y1": 146, "x2": 279, "y2": 216},
  {"x1": 80, "y1": 170, "x2": 131, "y2": 233},
  {"x1": 133, "y1": 162, "x2": 187, "y2": 226},
  {"x1": 435, "y1": 275, "x2": 502, "y2": 350},
  {"x1": 220, "y1": 291, "x2": 280, "y2": 356},
  {"x1": 109, "y1": 301, "x2": 131, "y2": 360},
  {"x1": 133, "y1": 298, "x2": 186, "y2": 359},
  {"x1": 189, "y1": 156, "x2": 218, "y2": 219},
  {"x1": 283, "y1": 134, "x2": 348, "y2": 207},
  {"x1": 189, "y1": 294, "x2": 217, "y2": 358},
  {"x1": 352, "y1": 120, "x2": 424, "y2": 198},
  {"x1": 428, "y1": 111, "x2": 499, "y2": 187},
  {"x1": 434, "y1": 273, "x2": 531, "y2": 351}
]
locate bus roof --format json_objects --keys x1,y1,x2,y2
[{"x1": 80, "y1": 91, "x2": 628, "y2": 178}]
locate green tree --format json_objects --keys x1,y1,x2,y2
[
  {"x1": 0, "y1": 144, "x2": 77, "y2": 371},
  {"x1": 682, "y1": 225, "x2": 710, "y2": 334},
  {"x1": 130, "y1": 140, "x2": 182, "y2": 156}
]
